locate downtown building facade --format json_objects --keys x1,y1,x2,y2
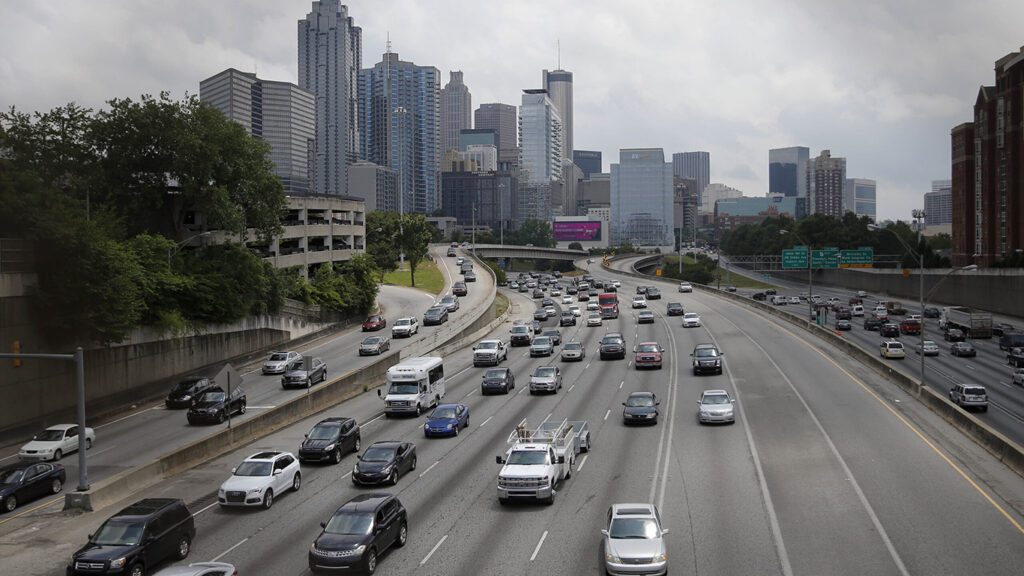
[
  {"x1": 806, "y1": 149, "x2": 847, "y2": 219},
  {"x1": 200, "y1": 68, "x2": 315, "y2": 196},
  {"x1": 844, "y1": 178, "x2": 877, "y2": 221},
  {"x1": 543, "y1": 69, "x2": 573, "y2": 161},
  {"x1": 358, "y1": 51, "x2": 442, "y2": 214},
  {"x1": 440, "y1": 170, "x2": 516, "y2": 233},
  {"x1": 518, "y1": 89, "x2": 563, "y2": 225},
  {"x1": 769, "y1": 146, "x2": 810, "y2": 198},
  {"x1": 925, "y1": 180, "x2": 952, "y2": 226},
  {"x1": 298, "y1": 0, "x2": 361, "y2": 196},
  {"x1": 440, "y1": 71, "x2": 471, "y2": 152},
  {"x1": 672, "y1": 152, "x2": 710, "y2": 209},
  {"x1": 951, "y1": 46, "x2": 1024, "y2": 266},
  {"x1": 611, "y1": 148, "x2": 674, "y2": 247},
  {"x1": 573, "y1": 150, "x2": 602, "y2": 179}
]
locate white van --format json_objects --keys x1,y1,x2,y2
[
  {"x1": 378, "y1": 356, "x2": 446, "y2": 416},
  {"x1": 772, "y1": 295, "x2": 788, "y2": 305},
  {"x1": 851, "y1": 305, "x2": 865, "y2": 317}
]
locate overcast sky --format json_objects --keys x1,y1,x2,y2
[{"x1": 2, "y1": 0, "x2": 1022, "y2": 222}]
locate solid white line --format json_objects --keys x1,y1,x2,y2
[
  {"x1": 530, "y1": 530, "x2": 549, "y2": 561},
  {"x1": 365, "y1": 413, "x2": 386, "y2": 425},
  {"x1": 96, "y1": 406, "x2": 161, "y2": 429},
  {"x1": 576, "y1": 454, "x2": 588, "y2": 473},
  {"x1": 420, "y1": 534, "x2": 448, "y2": 565},
  {"x1": 194, "y1": 501, "x2": 219, "y2": 516},
  {"x1": 604, "y1": 409, "x2": 611, "y2": 421},
  {"x1": 210, "y1": 537, "x2": 248, "y2": 562},
  {"x1": 419, "y1": 461, "x2": 440, "y2": 478},
  {"x1": 480, "y1": 416, "x2": 493, "y2": 428}
]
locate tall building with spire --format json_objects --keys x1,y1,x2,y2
[
  {"x1": 358, "y1": 49, "x2": 441, "y2": 214},
  {"x1": 542, "y1": 69, "x2": 573, "y2": 161},
  {"x1": 440, "y1": 71, "x2": 471, "y2": 153},
  {"x1": 298, "y1": 0, "x2": 361, "y2": 196}
]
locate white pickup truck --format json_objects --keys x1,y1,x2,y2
[{"x1": 496, "y1": 418, "x2": 590, "y2": 505}]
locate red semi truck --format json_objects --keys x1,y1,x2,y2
[{"x1": 599, "y1": 293, "x2": 619, "y2": 319}]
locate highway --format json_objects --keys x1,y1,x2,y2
[
  {"x1": 0, "y1": 246, "x2": 490, "y2": 523},
  {"x1": 3, "y1": 256, "x2": 1024, "y2": 575}
]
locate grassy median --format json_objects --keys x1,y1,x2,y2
[
  {"x1": 383, "y1": 259, "x2": 445, "y2": 294},
  {"x1": 495, "y1": 292, "x2": 510, "y2": 318}
]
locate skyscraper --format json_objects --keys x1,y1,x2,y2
[
  {"x1": 573, "y1": 150, "x2": 602, "y2": 179},
  {"x1": 298, "y1": 0, "x2": 361, "y2": 196},
  {"x1": 543, "y1": 69, "x2": 573, "y2": 161},
  {"x1": 517, "y1": 89, "x2": 562, "y2": 224},
  {"x1": 844, "y1": 178, "x2": 877, "y2": 221},
  {"x1": 769, "y1": 146, "x2": 810, "y2": 197},
  {"x1": 672, "y1": 152, "x2": 710, "y2": 209},
  {"x1": 475, "y1": 103, "x2": 517, "y2": 151},
  {"x1": 611, "y1": 148, "x2": 674, "y2": 246},
  {"x1": 200, "y1": 68, "x2": 315, "y2": 196},
  {"x1": 925, "y1": 179, "x2": 952, "y2": 226},
  {"x1": 359, "y1": 50, "x2": 442, "y2": 214},
  {"x1": 807, "y1": 150, "x2": 847, "y2": 219},
  {"x1": 440, "y1": 71, "x2": 471, "y2": 153}
]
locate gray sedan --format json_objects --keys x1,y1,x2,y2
[
  {"x1": 282, "y1": 357, "x2": 327, "y2": 389},
  {"x1": 697, "y1": 389, "x2": 735, "y2": 424},
  {"x1": 359, "y1": 336, "x2": 391, "y2": 356}
]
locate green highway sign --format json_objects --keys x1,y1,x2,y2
[
  {"x1": 841, "y1": 248, "x2": 874, "y2": 268},
  {"x1": 763, "y1": 273, "x2": 771, "y2": 279},
  {"x1": 782, "y1": 249, "x2": 808, "y2": 269},
  {"x1": 811, "y1": 248, "x2": 840, "y2": 269}
]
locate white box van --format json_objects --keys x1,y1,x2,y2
[{"x1": 378, "y1": 357, "x2": 445, "y2": 416}]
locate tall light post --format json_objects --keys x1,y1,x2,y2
[
  {"x1": 498, "y1": 182, "x2": 506, "y2": 246},
  {"x1": 167, "y1": 231, "x2": 211, "y2": 268},
  {"x1": 394, "y1": 106, "x2": 408, "y2": 270},
  {"x1": 869, "y1": 221, "x2": 925, "y2": 385},
  {"x1": 779, "y1": 229, "x2": 813, "y2": 322}
]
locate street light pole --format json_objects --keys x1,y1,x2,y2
[{"x1": 167, "y1": 231, "x2": 211, "y2": 268}]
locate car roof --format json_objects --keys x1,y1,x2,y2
[
  {"x1": 433, "y1": 404, "x2": 462, "y2": 410},
  {"x1": 151, "y1": 562, "x2": 237, "y2": 576},
  {"x1": 637, "y1": 341, "x2": 659, "y2": 346},
  {"x1": 367, "y1": 441, "x2": 403, "y2": 450},
  {"x1": 315, "y1": 417, "x2": 353, "y2": 426},
  {"x1": 627, "y1": 391, "x2": 654, "y2": 398},
  {"x1": 44, "y1": 424, "x2": 77, "y2": 431},
  {"x1": 245, "y1": 451, "x2": 287, "y2": 461},
  {"x1": 694, "y1": 343, "x2": 716, "y2": 349},
  {"x1": 336, "y1": 493, "x2": 395, "y2": 514},
  {"x1": 702, "y1": 389, "x2": 729, "y2": 396},
  {"x1": 610, "y1": 502, "x2": 657, "y2": 517},
  {"x1": 114, "y1": 498, "x2": 184, "y2": 519}
]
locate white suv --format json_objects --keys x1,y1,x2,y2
[
  {"x1": 949, "y1": 384, "x2": 988, "y2": 412},
  {"x1": 391, "y1": 317, "x2": 419, "y2": 338},
  {"x1": 218, "y1": 451, "x2": 301, "y2": 509}
]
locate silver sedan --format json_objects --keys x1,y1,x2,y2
[{"x1": 698, "y1": 389, "x2": 735, "y2": 424}]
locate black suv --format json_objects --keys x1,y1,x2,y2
[
  {"x1": 692, "y1": 343, "x2": 723, "y2": 375},
  {"x1": 481, "y1": 367, "x2": 515, "y2": 395},
  {"x1": 299, "y1": 418, "x2": 361, "y2": 464},
  {"x1": 186, "y1": 386, "x2": 246, "y2": 425},
  {"x1": 164, "y1": 377, "x2": 213, "y2": 409},
  {"x1": 863, "y1": 317, "x2": 882, "y2": 331},
  {"x1": 666, "y1": 302, "x2": 684, "y2": 316},
  {"x1": 69, "y1": 498, "x2": 195, "y2": 576},
  {"x1": 600, "y1": 333, "x2": 627, "y2": 360},
  {"x1": 880, "y1": 323, "x2": 900, "y2": 338},
  {"x1": 309, "y1": 494, "x2": 407, "y2": 575}
]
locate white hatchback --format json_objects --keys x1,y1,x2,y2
[{"x1": 219, "y1": 451, "x2": 301, "y2": 509}]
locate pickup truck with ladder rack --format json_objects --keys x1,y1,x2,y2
[{"x1": 495, "y1": 418, "x2": 590, "y2": 505}]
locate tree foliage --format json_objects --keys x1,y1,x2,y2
[
  {"x1": 366, "y1": 211, "x2": 400, "y2": 281},
  {"x1": 396, "y1": 214, "x2": 435, "y2": 287},
  {"x1": 509, "y1": 219, "x2": 556, "y2": 247}
]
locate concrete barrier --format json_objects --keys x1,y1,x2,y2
[{"x1": 619, "y1": 259, "x2": 1024, "y2": 480}]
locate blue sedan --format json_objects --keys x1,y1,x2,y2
[{"x1": 423, "y1": 404, "x2": 470, "y2": 437}]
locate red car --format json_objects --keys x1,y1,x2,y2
[
  {"x1": 452, "y1": 282, "x2": 468, "y2": 297},
  {"x1": 634, "y1": 342, "x2": 664, "y2": 369},
  {"x1": 362, "y1": 315, "x2": 386, "y2": 331}
]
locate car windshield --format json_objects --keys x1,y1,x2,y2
[
  {"x1": 506, "y1": 451, "x2": 547, "y2": 465},
  {"x1": 199, "y1": 391, "x2": 226, "y2": 403},
  {"x1": 361, "y1": 446, "x2": 396, "y2": 463},
  {"x1": 431, "y1": 407, "x2": 457, "y2": 419},
  {"x1": 533, "y1": 337, "x2": 551, "y2": 345},
  {"x1": 534, "y1": 367, "x2": 556, "y2": 377},
  {"x1": 33, "y1": 429, "x2": 65, "y2": 441},
  {"x1": 234, "y1": 461, "x2": 272, "y2": 476},
  {"x1": 442, "y1": 296, "x2": 455, "y2": 303},
  {"x1": 702, "y1": 394, "x2": 730, "y2": 405},
  {"x1": 569, "y1": 306, "x2": 580, "y2": 312},
  {"x1": 684, "y1": 313, "x2": 698, "y2": 319},
  {"x1": 695, "y1": 348, "x2": 718, "y2": 358},
  {"x1": 0, "y1": 468, "x2": 25, "y2": 484},
  {"x1": 308, "y1": 425, "x2": 339, "y2": 440},
  {"x1": 363, "y1": 337, "x2": 381, "y2": 345},
  {"x1": 366, "y1": 316, "x2": 381, "y2": 322},
  {"x1": 172, "y1": 380, "x2": 202, "y2": 393},
  {"x1": 396, "y1": 319, "x2": 411, "y2": 326},
  {"x1": 269, "y1": 353, "x2": 289, "y2": 361},
  {"x1": 92, "y1": 521, "x2": 145, "y2": 546},
  {"x1": 924, "y1": 341, "x2": 936, "y2": 347},
  {"x1": 634, "y1": 297, "x2": 644, "y2": 301},
  {"x1": 478, "y1": 342, "x2": 498, "y2": 350},
  {"x1": 565, "y1": 343, "x2": 582, "y2": 350},
  {"x1": 389, "y1": 383, "x2": 419, "y2": 395},
  {"x1": 543, "y1": 331, "x2": 558, "y2": 338},
  {"x1": 609, "y1": 518, "x2": 660, "y2": 539},
  {"x1": 428, "y1": 307, "x2": 444, "y2": 314},
  {"x1": 484, "y1": 369, "x2": 506, "y2": 378},
  {"x1": 602, "y1": 337, "x2": 622, "y2": 345},
  {"x1": 626, "y1": 395, "x2": 654, "y2": 407},
  {"x1": 639, "y1": 345, "x2": 660, "y2": 353},
  {"x1": 325, "y1": 512, "x2": 374, "y2": 536},
  {"x1": 512, "y1": 327, "x2": 528, "y2": 334}
]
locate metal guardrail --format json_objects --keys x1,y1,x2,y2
[{"x1": 0, "y1": 238, "x2": 33, "y2": 273}]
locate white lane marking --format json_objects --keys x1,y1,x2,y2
[
  {"x1": 522, "y1": 352, "x2": 529, "y2": 357},
  {"x1": 585, "y1": 362, "x2": 592, "y2": 369},
  {"x1": 480, "y1": 416, "x2": 493, "y2": 428},
  {"x1": 964, "y1": 363, "x2": 975, "y2": 370},
  {"x1": 365, "y1": 413, "x2": 386, "y2": 425},
  {"x1": 568, "y1": 384, "x2": 575, "y2": 393},
  {"x1": 627, "y1": 360, "x2": 632, "y2": 367},
  {"x1": 655, "y1": 310, "x2": 680, "y2": 511},
  {"x1": 421, "y1": 534, "x2": 449, "y2": 565},
  {"x1": 419, "y1": 461, "x2": 440, "y2": 478},
  {"x1": 530, "y1": 530, "x2": 549, "y2": 561},
  {"x1": 576, "y1": 454, "x2": 588, "y2": 473},
  {"x1": 0, "y1": 454, "x2": 16, "y2": 462},
  {"x1": 245, "y1": 406, "x2": 276, "y2": 409},
  {"x1": 87, "y1": 446, "x2": 118, "y2": 458},
  {"x1": 464, "y1": 389, "x2": 477, "y2": 398},
  {"x1": 619, "y1": 381, "x2": 624, "y2": 389},
  {"x1": 96, "y1": 406, "x2": 162, "y2": 429},
  {"x1": 341, "y1": 471, "x2": 352, "y2": 479},
  {"x1": 194, "y1": 501, "x2": 220, "y2": 516},
  {"x1": 604, "y1": 409, "x2": 611, "y2": 421},
  {"x1": 210, "y1": 537, "x2": 248, "y2": 562},
  {"x1": 542, "y1": 412, "x2": 552, "y2": 424},
  {"x1": 519, "y1": 386, "x2": 527, "y2": 395}
]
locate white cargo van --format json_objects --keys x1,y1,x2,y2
[{"x1": 378, "y1": 357, "x2": 445, "y2": 416}]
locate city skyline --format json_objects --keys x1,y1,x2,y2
[{"x1": 2, "y1": 1, "x2": 1023, "y2": 221}]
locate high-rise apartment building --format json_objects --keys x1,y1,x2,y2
[
  {"x1": 611, "y1": 148, "x2": 674, "y2": 246},
  {"x1": 573, "y1": 150, "x2": 602, "y2": 179},
  {"x1": 844, "y1": 178, "x2": 877, "y2": 221},
  {"x1": 952, "y1": 47, "x2": 1024, "y2": 267},
  {"x1": 517, "y1": 89, "x2": 563, "y2": 224},
  {"x1": 672, "y1": 152, "x2": 710, "y2": 209},
  {"x1": 769, "y1": 146, "x2": 810, "y2": 197},
  {"x1": 925, "y1": 180, "x2": 952, "y2": 226},
  {"x1": 950, "y1": 123, "x2": 976, "y2": 265},
  {"x1": 474, "y1": 103, "x2": 517, "y2": 151},
  {"x1": 200, "y1": 68, "x2": 316, "y2": 196},
  {"x1": 440, "y1": 71, "x2": 471, "y2": 153},
  {"x1": 358, "y1": 51, "x2": 441, "y2": 214},
  {"x1": 543, "y1": 69, "x2": 573, "y2": 161},
  {"x1": 806, "y1": 150, "x2": 847, "y2": 219},
  {"x1": 298, "y1": 0, "x2": 361, "y2": 196}
]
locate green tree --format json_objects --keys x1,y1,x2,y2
[
  {"x1": 366, "y1": 211, "x2": 400, "y2": 281},
  {"x1": 568, "y1": 241, "x2": 583, "y2": 250},
  {"x1": 513, "y1": 219, "x2": 556, "y2": 247},
  {"x1": 396, "y1": 214, "x2": 435, "y2": 287}
]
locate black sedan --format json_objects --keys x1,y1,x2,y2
[
  {"x1": 1, "y1": 462, "x2": 66, "y2": 512},
  {"x1": 187, "y1": 386, "x2": 246, "y2": 425},
  {"x1": 423, "y1": 306, "x2": 449, "y2": 326},
  {"x1": 282, "y1": 357, "x2": 328, "y2": 388},
  {"x1": 534, "y1": 309, "x2": 549, "y2": 321},
  {"x1": 622, "y1": 392, "x2": 660, "y2": 425},
  {"x1": 352, "y1": 442, "x2": 417, "y2": 486},
  {"x1": 944, "y1": 328, "x2": 966, "y2": 342},
  {"x1": 666, "y1": 302, "x2": 684, "y2": 316},
  {"x1": 950, "y1": 342, "x2": 977, "y2": 357},
  {"x1": 164, "y1": 377, "x2": 214, "y2": 409},
  {"x1": 864, "y1": 317, "x2": 883, "y2": 331}
]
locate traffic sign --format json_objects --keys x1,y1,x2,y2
[
  {"x1": 811, "y1": 248, "x2": 840, "y2": 269},
  {"x1": 782, "y1": 249, "x2": 808, "y2": 269},
  {"x1": 840, "y1": 248, "x2": 873, "y2": 268},
  {"x1": 763, "y1": 274, "x2": 771, "y2": 279}
]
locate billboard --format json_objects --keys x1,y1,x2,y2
[{"x1": 553, "y1": 221, "x2": 603, "y2": 241}]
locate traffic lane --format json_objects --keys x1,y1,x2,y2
[{"x1": 717, "y1": 296, "x2": 1024, "y2": 575}]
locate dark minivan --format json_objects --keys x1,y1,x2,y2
[
  {"x1": 309, "y1": 493, "x2": 407, "y2": 574},
  {"x1": 69, "y1": 498, "x2": 194, "y2": 576}
]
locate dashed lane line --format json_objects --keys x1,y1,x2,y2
[{"x1": 420, "y1": 534, "x2": 449, "y2": 566}]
